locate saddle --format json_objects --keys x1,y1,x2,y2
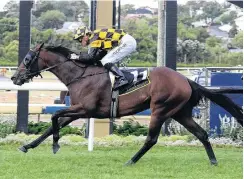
[
  {"x1": 111, "y1": 68, "x2": 150, "y2": 95},
  {"x1": 109, "y1": 68, "x2": 151, "y2": 120}
]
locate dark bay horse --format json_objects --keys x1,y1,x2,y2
[{"x1": 11, "y1": 43, "x2": 243, "y2": 166}]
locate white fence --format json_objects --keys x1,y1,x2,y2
[
  {"x1": 0, "y1": 81, "x2": 240, "y2": 92},
  {"x1": 1, "y1": 66, "x2": 243, "y2": 71},
  {"x1": 0, "y1": 66, "x2": 18, "y2": 72},
  {"x1": 0, "y1": 81, "x2": 67, "y2": 91}
]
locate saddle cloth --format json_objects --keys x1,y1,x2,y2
[{"x1": 109, "y1": 68, "x2": 150, "y2": 95}]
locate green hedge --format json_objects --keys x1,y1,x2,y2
[
  {"x1": 0, "y1": 120, "x2": 242, "y2": 142},
  {"x1": 28, "y1": 120, "x2": 149, "y2": 137},
  {"x1": 0, "y1": 121, "x2": 84, "y2": 138},
  {"x1": 28, "y1": 122, "x2": 83, "y2": 136},
  {"x1": 0, "y1": 120, "x2": 148, "y2": 138},
  {"x1": 113, "y1": 119, "x2": 148, "y2": 136},
  {"x1": 0, "y1": 122, "x2": 15, "y2": 138}
]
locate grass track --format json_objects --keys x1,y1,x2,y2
[{"x1": 0, "y1": 145, "x2": 242, "y2": 179}]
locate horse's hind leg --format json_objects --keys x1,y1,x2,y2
[
  {"x1": 173, "y1": 104, "x2": 217, "y2": 165},
  {"x1": 125, "y1": 89, "x2": 190, "y2": 166},
  {"x1": 19, "y1": 117, "x2": 75, "y2": 153},
  {"x1": 125, "y1": 114, "x2": 166, "y2": 165}
]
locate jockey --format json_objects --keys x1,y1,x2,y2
[{"x1": 73, "y1": 26, "x2": 137, "y2": 90}]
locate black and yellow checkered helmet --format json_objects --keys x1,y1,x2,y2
[{"x1": 73, "y1": 26, "x2": 91, "y2": 40}]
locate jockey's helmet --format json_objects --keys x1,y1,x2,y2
[{"x1": 73, "y1": 26, "x2": 91, "y2": 41}]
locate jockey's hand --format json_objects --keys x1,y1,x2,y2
[{"x1": 69, "y1": 53, "x2": 80, "y2": 60}]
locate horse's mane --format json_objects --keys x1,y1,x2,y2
[
  {"x1": 44, "y1": 45, "x2": 102, "y2": 66},
  {"x1": 45, "y1": 45, "x2": 78, "y2": 58}
]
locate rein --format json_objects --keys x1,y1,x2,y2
[
  {"x1": 66, "y1": 70, "x2": 107, "y2": 86},
  {"x1": 26, "y1": 59, "x2": 70, "y2": 80},
  {"x1": 31, "y1": 57, "x2": 107, "y2": 86},
  {"x1": 65, "y1": 59, "x2": 107, "y2": 86}
]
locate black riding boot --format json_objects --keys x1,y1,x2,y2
[{"x1": 104, "y1": 63, "x2": 128, "y2": 90}]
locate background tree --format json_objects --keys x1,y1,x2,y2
[
  {"x1": 37, "y1": 10, "x2": 66, "y2": 30},
  {"x1": 185, "y1": 1, "x2": 205, "y2": 12},
  {"x1": 31, "y1": 28, "x2": 54, "y2": 47},
  {"x1": 32, "y1": 1, "x2": 55, "y2": 17},
  {"x1": 206, "y1": 36, "x2": 222, "y2": 48},
  {"x1": 178, "y1": 5, "x2": 190, "y2": 18},
  {"x1": 210, "y1": 46, "x2": 228, "y2": 64},
  {"x1": 3, "y1": 0, "x2": 19, "y2": 18},
  {"x1": 231, "y1": 31, "x2": 243, "y2": 48},
  {"x1": 123, "y1": 18, "x2": 157, "y2": 62},
  {"x1": 228, "y1": 23, "x2": 238, "y2": 38},
  {"x1": 201, "y1": 1, "x2": 225, "y2": 23},
  {"x1": 3, "y1": 40, "x2": 18, "y2": 62},
  {"x1": 177, "y1": 39, "x2": 208, "y2": 64},
  {"x1": 53, "y1": 1, "x2": 89, "y2": 22},
  {"x1": 0, "y1": 18, "x2": 18, "y2": 42},
  {"x1": 0, "y1": 46, "x2": 5, "y2": 57},
  {"x1": 192, "y1": 27, "x2": 210, "y2": 43},
  {"x1": 221, "y1": 52, "x2": 243, "y2": 66},
  {"x1": 177, "y1": 23, "x2": 197, "y2": 41},
  {"x1": 2, "y1": 30, "x2": 19, "y2": 46},
  {"x1": 220, "y1": 11, "x2": 238, "y2": 24},
  {"x1": 120, "y1": 4, "x2": 136, "y2": 17},
  {"x1": 177, "y1": 23, "x2": 209, "y2": 42},
  {"x1": 178, "y1": 5, "x2": 195, "y2": 27}
]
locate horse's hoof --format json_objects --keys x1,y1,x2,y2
[
  {"x1": 124, "y1": 160, "x2": 135, "y2": 166},
  {"x1": 18, "y1": 146, "x2": 28, "y2": 153},
  {"x1": 52, "y1": 144, "x2": 60, "y2": 154},
  {"x1": 210, "y1": 160, "x2": 218, "y2": 166}
]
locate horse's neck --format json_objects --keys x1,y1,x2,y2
[{"x1": 50, "y1": 61, "x2": 106, "y2": 86}]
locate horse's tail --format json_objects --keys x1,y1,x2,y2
[{"x1": 187, "y1": 79, "x2": 243, "y2": 125}]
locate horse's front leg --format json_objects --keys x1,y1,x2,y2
[
  {"x1": 52, "y1": 113, "x2": 61, "y2": 154},
  {"x1": 19, "y1": 117, "x2": 75, "y2": 153},
  {"x1": 51, "y1": 105, "x2": 88, "y2": 154}
]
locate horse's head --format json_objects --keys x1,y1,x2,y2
[{"x1": 11, "y1": 43, "x2": 47, "y2": 85}]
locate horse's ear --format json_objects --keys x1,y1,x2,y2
[{"x1": 40, "y1": 43, "x2": 44, "y2": 49}]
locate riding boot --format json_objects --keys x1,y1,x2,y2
[{"x1": 104, "y1": 63, "x2": 128, "y2": 90}]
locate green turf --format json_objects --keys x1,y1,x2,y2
[{"x1": 0, "y1": 145, "x2": 242, "y2": 179}]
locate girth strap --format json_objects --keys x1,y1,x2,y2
[{"x1": 110, "y1": 90, "x2": 119, "y2": 120}]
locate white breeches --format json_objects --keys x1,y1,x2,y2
[{"x1": 101, "y1": 34, "x2": 137, "y2": 65}]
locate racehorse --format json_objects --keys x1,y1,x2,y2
[{"x1": 11, "y1": 43, "x2": 243, "y2": 166}]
